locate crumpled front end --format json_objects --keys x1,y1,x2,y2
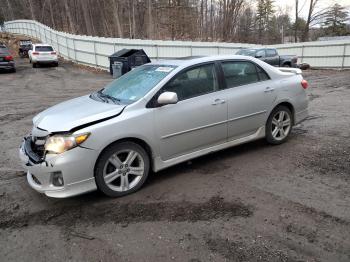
[{"x1": 19, "y1": 126, "x2": 98, "y2": 198}]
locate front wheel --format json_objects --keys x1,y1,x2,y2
[
  {"x1": 266, "y1": 106, "x2": 292, "y2": 145},
  {"x1": 95, "y1": 142, "x2": 150, "y2": 197}
]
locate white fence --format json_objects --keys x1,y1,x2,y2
[{"x1": 5, "y1": 20, "x2": 350, "y2": 69}]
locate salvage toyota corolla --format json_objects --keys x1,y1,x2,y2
[{"x1": 19, "y1": 55, "x2": 308, "y2": 198}]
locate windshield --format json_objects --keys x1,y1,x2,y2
[
  {"x1": 236, "y1": 49, "x2": 257, "y2": 56},
  {"x1": 101, "y1": 64, "x2": 176, "y2": 104}
]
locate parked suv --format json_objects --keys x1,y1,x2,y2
[
  {"x1": 19, "y1": 56, "x2": 308, "y2": 198},
  {"x1": 29, "y1": 44, "x2": 58, "y2": 67}
]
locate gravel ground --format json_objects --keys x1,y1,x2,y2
[{"x1": 0, "y1": 58, "x2": 349, "y2": 262}]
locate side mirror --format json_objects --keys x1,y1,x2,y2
[{"x1": 157, "y1": 92, "x2": 178, "y2": 105}]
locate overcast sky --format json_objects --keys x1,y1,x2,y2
[{"x1": 273, "y1": 0, "x2": 350, "y2": 19}]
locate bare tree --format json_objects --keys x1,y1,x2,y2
[{"x1": 295, "y1": 0, "x2": 298, "y2": 42}]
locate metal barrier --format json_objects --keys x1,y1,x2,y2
[{"x1": 4, "y1": 20, "x2": 350, "y2": 69}]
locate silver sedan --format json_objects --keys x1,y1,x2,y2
[{"x1": 19, "y1": 55, "x2": 308, "y2": 198}]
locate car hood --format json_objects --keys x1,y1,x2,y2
[{"x1": 33, "y1": 95, "x2": 125, "y2": 133}]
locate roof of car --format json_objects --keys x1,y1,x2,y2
[
  {"x1": 33, "y1": 43, "x2": 53, "y2": 47},
  {"x1": 150, "y1": 55, "x2": 291, "y2": 80},
  {"x1": 151, "y1": 55, "x2": 260, "y2": 67}
]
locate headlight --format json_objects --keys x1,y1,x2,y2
[{"x1": 44, "y1": 133, "x2": 90, "y2": 154}]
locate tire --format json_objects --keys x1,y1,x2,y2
[
  {"x1": 10, "y1": 68, "x2": 16, "y2": 73},
  {"x1": 32, "y1": 62, "x2": 37, "y2": 68},
  {"x1": 53, "y1": 62, "x2": 58, "y2": 67},
  {"x1": 266, "y1": 105, "x2": 293, "y2": 145},
  {"x1": 95, "y1": 141, "x2": 150, "y2": 197},
  {"x1": 283, "y1": 63, "x2": 291, "y2": 67}
]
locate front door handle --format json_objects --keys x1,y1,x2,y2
[
  {"x1": 212, "y1": 99, "x2": 226, "y2": 105},
  {"x1": 264, "y1": 87, "x2": 275, "y2": 93}
]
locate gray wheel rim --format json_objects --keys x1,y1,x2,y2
[
  {"x1": 271, "y1": 110, "x2": 291, "y2": 141},
  {"x1": 103, "y1": 149, "x2": 144, "y2": 192}
]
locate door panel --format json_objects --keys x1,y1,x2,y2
[
  {"x1": 220, "y1": 61, "x2": 276, "y2": 140},
  {"x1": 154, "y1": 94, "x2": 227, "y2": 160},
  {"x1": 265, "y1": 49, "x2": 279, "y2": 66},
  {"x1": 226, "y1": 81, "x2": 276, "y2": 140},
  {"x1": 154, "y1": 63, "x2": 228, "y2": 160}
]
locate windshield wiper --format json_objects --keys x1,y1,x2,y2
[{"x1": 96, "y1": 89, "x2": 121, "y2": 104}]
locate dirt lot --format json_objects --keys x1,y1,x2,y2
[{"x1": 0, "y1": 57, "x2": 349, "y2": 262}]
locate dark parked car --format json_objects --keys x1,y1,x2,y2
[
  {"x1": 18, "y1": 39, "x2": 33, "y2": 58},
  {"x1": 236, "y1": 48, "x2": 298, "y2": 68},
  {"x1": 0, "y1": 43, "x2": 16, "y2": 73}
]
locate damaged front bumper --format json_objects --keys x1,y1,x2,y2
[{"x1": 19, "y1": 137, "x2": 98, "y2": 198}]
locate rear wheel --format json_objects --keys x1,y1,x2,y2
[
  {"x1": 32, "y1": 62, "x2": 37, "y2": 68},
  {"x1": 266, "y1": 106, "x2": 292, "y2": 145},
  {"x1": 95, "y1": 141, "x2": 150, "y2": 197}
]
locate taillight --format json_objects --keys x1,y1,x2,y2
[
  {"x1": 301, "y1": 79, "x2": 308, "y2": 89},
  {"x1": 32, "y1": 52, "x2": 39, "y2": 55},
  {"x1": 51, "y1": 52, "x2": 56, "y2": 55},
  {"x1": 4, "y1": 55, "x2": 13, "y2": 61}
]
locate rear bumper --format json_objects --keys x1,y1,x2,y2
[
  {"x1": 32, "y1": 57, "x2": 58, "y2": 63},
  {"x1": 19, "y1": 138, "x2": 98, "y2": 198},
  {"x1": 0, "y1": 62, "x2": 15, "y2": 70}
]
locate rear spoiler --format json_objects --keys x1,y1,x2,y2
[{"x1": 278, "y1": 67, "x2": 302, "y2": 75}]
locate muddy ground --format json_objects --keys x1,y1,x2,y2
[{"x1": 0, "y1": 57, "x2": 349, "y2": 262}]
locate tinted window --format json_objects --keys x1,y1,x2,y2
[
  {"x1": 222, "y1": 61, "x2": 259, "y2": 88},
  {"x1": 257, "y1": 66, "x2": 270, "y2": 81},
  {"x1": 266, "y1": 49, "x2": 277, "y2": 57},
  {"x1": 236, "y1": 49, "x2": 257, "y2": 56},
  {"x1": 35, "y1": 46, "x2": 54, "y2": 52},
  {"x1": 256, "y1": 50, "x2": 265, "y2": 57},
  {"x1": 163, "y1": 63, "x2": 218, "y2": 101}
]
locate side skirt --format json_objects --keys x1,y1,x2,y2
[{"x1": 153, "y1": 126, "x2": 266, "y2": 172}]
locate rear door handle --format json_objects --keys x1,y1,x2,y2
[
  {"x1": 212, "y1": 99, "x2": 226, "y2": 105},
  {"x1": 264, "y1": 87, "x2": 275, "y2": 93}
]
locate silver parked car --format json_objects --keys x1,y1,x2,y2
[{"x1": 19, "y1": 55, "x2": 308, "y2": 198}]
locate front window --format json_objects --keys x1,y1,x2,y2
[
  {"x1": 236, "y1": 49, "x2": 257, "y2": 57},
  {"x1": 266, "y1": 49, "x2": 277, "y2": 57},
  {"x1": 163, "y1": 63, "x2": 218, "y2": 101},
  {"x1": 100, "y1": 64, "x2": 176, "y2": 104}
]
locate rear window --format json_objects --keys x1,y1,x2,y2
[{"x1": 35, "y1": 46, "x2": 53, "y2": 52}]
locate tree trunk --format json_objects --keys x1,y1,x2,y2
[
  {"x1": 63, "y1": 0, "x2": 75, "y2": 33},
  {"x1": 81, "y1": 0, "x2": 93, "y2": 35},
  {"x1": 147, "y1": 0, "x2": 153, "y2": 39},
  {"x1": 48, "y1": 0, "x2": 56, "y2": 28},
  {"x1": 28, "y1": 0, "x2": 36, "y2": 21},
  {"x1": 111, "y1": 0, "x2": 123, "y2": 38},
  {"x1": 295, "y1": 0, "x2": 298, "y2": 42}
]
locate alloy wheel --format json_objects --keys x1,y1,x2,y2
[
  {"x1": 271, "y1": 110, "x2": 291, "y2": 141},
  {"x1": 102, "y1": 149, "x2": 145, "y2": 192}
]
